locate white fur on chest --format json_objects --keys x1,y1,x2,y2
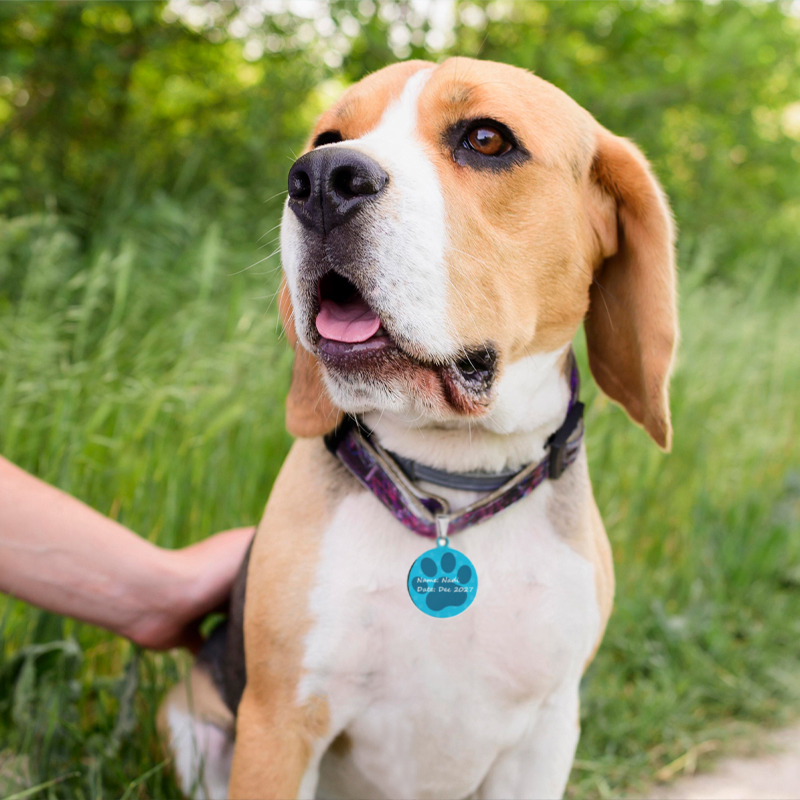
[{"x1": 298, "y1": 485, "x2": 601, "y2": 800}]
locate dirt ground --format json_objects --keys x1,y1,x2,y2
[
  {"x1": 648, "y1": 724, "x2": 800, "y2": 800},
  {"x1": 3, "y1": 728, "x2": 800, "y2": 799}
]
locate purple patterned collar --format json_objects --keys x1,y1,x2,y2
[{"x1": 325, "y1": 362, "x2": 584, "y2": 539}]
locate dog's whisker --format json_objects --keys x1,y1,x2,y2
[
  {"x1": 252, "y1": 263, "x2": 284, "y2": 276},
  {"x1": 444, "y1": 249, "x2": 504, "y2": 338},
  {"x1": 447, "y1": 246, "x2": 493, "y2": 272},
  {"x1": 263, "y1": 189, "x2": 288, "y2": 205},
  {"x1": 257, "y1": 222, "x2": 283, "y2": 242},
  {"x1": 229, "y1": 248, "x2": 282, "y2": 277},
  {"x1": 258, "y1": 235, "x2": 282, "y2": 250},
  {"x1": 441, "y1": 271, "x2": 484, "y2": 341}
]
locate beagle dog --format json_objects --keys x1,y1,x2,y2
[{"x1": 159, "y1": 57, "x2": 677, "y2": 800}]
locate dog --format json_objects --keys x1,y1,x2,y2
[{"x1": 158, "y1": 56, "x2": 677, "y2": 800}]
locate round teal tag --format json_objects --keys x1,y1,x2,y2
[{"x1": 407, "y1": 539, "x2": 478, "y2": 618}]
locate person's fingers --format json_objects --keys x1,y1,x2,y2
[
  {"x1": 178, "y1": 526, "x2": 255, "y2": 613},
  {"x1": 128, "y1": 527, "x2": 255, "y2": 652},
  {"x1": 160, "y1": 526, "x2": 254, "y2": 650},
  {"x1": 183, "y1": 527, "x2": 254, "y2": 576}
]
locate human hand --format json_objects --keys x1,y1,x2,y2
[
  {"x1": 0, "y1": 455, "x2": 256, "y2": 652},
  {"x1": 122, "y1": 526, "x2": 254, "y2": 652}
]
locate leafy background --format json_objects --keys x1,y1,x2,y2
[{"x1": 1, "y1": 1, "x2": 799, "y2": 797}]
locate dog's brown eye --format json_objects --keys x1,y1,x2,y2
[{"x1": 467, "y1": 126, "x2": 511, "y2": 156}]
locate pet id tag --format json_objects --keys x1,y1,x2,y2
[{"x1": 407, "y1": 516, "x2": 478, "y2": 618}]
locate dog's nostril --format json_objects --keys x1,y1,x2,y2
[
  {"x1": 331, "y1": 166, "x2": 355, "y2": 199},
  {"x1": 331, "y1": 164, "x2": 386, "y2": 199},
  {"x1": 456, "y1": 347, "x2": 497, "y2": 380},
  {"x1": 457, "y1": 358, "x2": 478, "y2": 375},
  {"x1": 288, "y1": 168, "x2": 311, "y2": 200}
]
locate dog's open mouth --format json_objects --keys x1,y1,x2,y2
[
  {"x1": 312, "y1": 269, "x2": 498, "y2": 414},
  {"x1": 315, "y1": 271, "x2": 393, "y2": 359}
]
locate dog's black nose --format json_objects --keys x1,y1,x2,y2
[{"x1": 287, "y1": 148, "x2": 388, "y2": 235}]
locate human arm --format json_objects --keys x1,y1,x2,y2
[{"x1": 0, "y1": 455, "x2": 253, "y2": 650}]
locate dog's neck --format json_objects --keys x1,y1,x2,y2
[{"x1": 362, "y1": 346, "x2": 573, "y2": 509}]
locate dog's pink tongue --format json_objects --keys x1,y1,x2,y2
[{"x1": 316, "y1": 298, "x2": 381, "y2": 343}]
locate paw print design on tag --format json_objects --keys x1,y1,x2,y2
[{"x1": 407, "y1": 542, "x2": 478, "y2": 618}]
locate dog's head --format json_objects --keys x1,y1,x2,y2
[{"x1": 280, "y1": 58, "x2": 677, "y2": 449}]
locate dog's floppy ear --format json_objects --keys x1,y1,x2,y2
[
  {"x1": 279, "y1": 279, "x2": 344, "y2": 437},
  {"x1": 585, "y1": 129, "x2": 678, "y2": 450}
]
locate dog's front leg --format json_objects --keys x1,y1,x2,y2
[
  {"x1": 478, "y1": 683, "x2": 581, "y2": 800},
  {"x1": 228, "y1": 685, "x2": 328, "y2": 800}
]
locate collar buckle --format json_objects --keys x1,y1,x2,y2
[{"x1": 547, "y1": 401, "x2": 584, "y2": 479}]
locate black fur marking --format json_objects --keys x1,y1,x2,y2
[{"x1": 197, "y1": 535, "x2": 252, "y2": 716}]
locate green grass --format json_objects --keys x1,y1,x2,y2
[{"x1": 1, "y1": 206, "x2": 799, "y2": 799}]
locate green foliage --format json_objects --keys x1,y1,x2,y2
[
  {"x1": 0, "y1": 0, "x2": 320, "y2": 232},
  {"x1": 2, "y1": 1, "x2": 799, "y2": 284},
  {"x1": 0, "y1": 206, "x2": 290, "y2": 797},
  {"x1": 1, "y1": 1, "x2": 800, "y2": 797},
  {"x1": 2, "y1": 204, "x2": 799, "y2": 799},
  {"x1": 570, "y1": 280, "x2": 800, "y2": 796}
]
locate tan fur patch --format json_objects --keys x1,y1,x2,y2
[
  {"x1": 585, "y1": 131, "x2": 678, "y2": 449},
  {"x1": 280, "y1": 278, "x2": 344, "y2": 437},
  {"x1": 545, "y1": 448, "x2": 615, "y2": 670},
  {"x1": 547, "y1": 351, "x2": 614, "y2": 667},
  {"x1": 228, "y1": 438, "x2": 358, "y2": 798},
  {"x1": 412, "y1": 58, "x2": 601, "y2": 369}
]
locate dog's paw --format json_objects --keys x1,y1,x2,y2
[{"x1": 412, "y1": 549, "x2": 474, "y2": 612}]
